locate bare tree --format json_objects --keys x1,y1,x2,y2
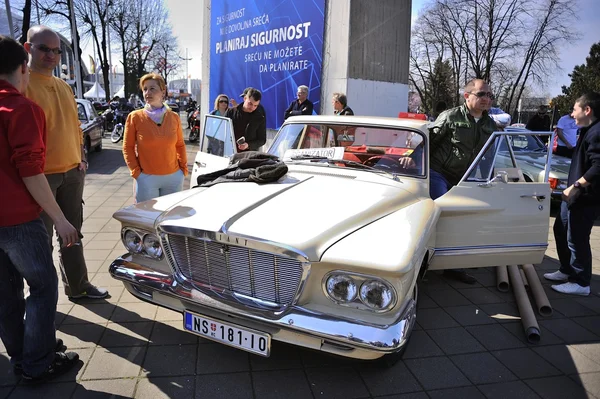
[
  {"x1": 410, "y1": 0, "x2": 576, "y2": 115},
  {"x1": 152, "y1": 32, "x2": 181, "y2": 85}
]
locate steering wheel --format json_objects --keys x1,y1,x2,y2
[{"x1": 363, "y1": 155, "x2": 406, "y2": 172}]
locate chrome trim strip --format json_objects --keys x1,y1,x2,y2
[
  {"x1": 109, "y1": 256, "x2": 416, "y2": 353},
  {"x1": 433, "y1": 243, "x2": 547, "y2": 257}
]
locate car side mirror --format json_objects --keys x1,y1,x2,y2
[{"x1": 478, "y1": 171, "x2": 508, "y2": 188}]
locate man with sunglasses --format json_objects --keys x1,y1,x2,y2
[
  {"x1": 429, "y1": 78, "x2": 498, "y2": 284},
  {"x1": 24, "y1": 26, "x2": 108, "y2": 301}
]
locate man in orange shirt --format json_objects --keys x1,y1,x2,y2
[{"x1": 25, "y1": 26, "x2": 108, "y2": 300}]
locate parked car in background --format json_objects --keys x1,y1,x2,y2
[
  {"x1": 167, "y1": 99, "x2": 180, "y2": 113},
  {"x1": 501, "y1": 126, "x2": 570, "y2": 199},
  {"x1": 76, "y1": 99, "x2": 103, "y2": 159}
]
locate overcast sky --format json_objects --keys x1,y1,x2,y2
[{"x1": 83, "y1": 0, "x2": 598, "y2": 95}]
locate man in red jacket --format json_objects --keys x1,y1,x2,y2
[{"x1": 0, "y1": 35, "x2": 79, "y2": 384}]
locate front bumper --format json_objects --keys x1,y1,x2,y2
[{"x1": 109, "y1": 255, "x2": 417, "y2": 360}]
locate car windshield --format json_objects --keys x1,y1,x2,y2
[
  {"x1": 499, "y1": 132, "x2": 546, "y2": 152},
  {"x1": 268, "y1": 123, "x2": 426, "y2": 177}
]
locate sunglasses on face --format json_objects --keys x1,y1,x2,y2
[
  {"x1": 29, "y1": 43, "x2": 63, "y2": 55},
  {"x1": 469, "y1": 91, "x2": 494, "y2": 100},
  {"x1": 219, "y1": 99, "x2": 229, "y2": 103}
]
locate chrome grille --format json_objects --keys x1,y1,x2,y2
[{"x1": 164, "y1": 234, "x2": 303, "y2": 305}]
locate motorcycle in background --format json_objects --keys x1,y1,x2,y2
[
  {"x1": 110, "y1": 108, "x2": 130, "y2": 143},
  {"x1": 188, "y1": 107, "x2": 201, "y2": 143}
]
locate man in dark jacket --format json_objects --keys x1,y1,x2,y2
[
  {"x1": 225, "y1": 87, "x2": 266, "y2": 152},
  {"x1": 526, "y1": 105, "x2": 551, "y2": 144},
  {"x1": 284, "y1": 85, "x2": 314, "y2": 120},
  {"x1": 429, "y1": 78, "x2": 497, "y2": 284},
  {"x1": 332, "y1": 93, "x2": 354, "y2": 115},
  {"x1": 545, "y1": 92, "x2": 600, "y2": 296}
]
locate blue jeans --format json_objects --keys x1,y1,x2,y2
[
  {"x1": 553, "y1": 202, "x2": 600, "y2": 287},
  {"x1": 0, "y1": 218, "x2": 58, "y2": 376},
  {"x1": 430, "y1": 170, "x2": 452, "y2": 199},
  {"x1": 135, "y1": 169, "x2": 184, "y2": 203}
]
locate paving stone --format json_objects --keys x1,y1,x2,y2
[
  {"x1": 110, "y1": 302, "x2": 158, "y2": 323},
  {"x1": 479, "y1": 303, "x2": 521, "y2": 323},
  {"x1": 0, "y1": 387, "x2": 13, "y2": 398},
  {"x1": 149, "y1": 321, "x2": 198, "y2": 346},
  {"x1": 539, "y1": 318, "x2": 600, "y2": 343},
  {"x1": 305, "y1": 367, "x2": 370, "y2": 399},
  {"x1": 427, "y1": 386, "x2": 485, "y2": 399},
  {"x1": 491, "y1": 348, "x2": 562, "y2": 379},
  {"x1": 466, "y1": 324, "x2": 527, "y2": 350},
  {"x1": 196, "y1": 343, "x2": 250, "y2": 374},
  {"x1": 428, "y1": 327, "x2": 486, "y2": 355},
  {"x1": 416, "y1": 292, "x2": 438, "y2": 309},
  {"x1": 72, "y1": 378, "x2": 137, "y2": 398},
  {"x1": 570, "y1": 372, "x2": 600, "y2": 398},
  {"x1": 575, "y1": 296, "x2": 600, "y2": 313},
  {"x1": 532, "y1": 345, "x2": 600, "y2": 375},
  {"x1": 427, "y1": 289, "x2": 471, "y2": 307},
  {"x1": 90, "y1": 271, "x2": 128, "y2": 288},
  {"x1": 477, "y1": 381, "x2": 540, "y2": 399},
  {"x1": 82, "y1": 346, "x2": 145, "y2": 379},
  {"x1": 450, "y1": 352, "x2": 517, "y2": 384},
  {"x1": 195, "y1": 373, "x2": 253, "y2": 399},
  {"x1": 64, "y1": 303, "x2": 116, "y2": 325},
  {"x1": 8, "y1": 382, "x2": 77, "y2": 399},
  {"x1": 372, "y1": 393, "x2": 429, "y2": 399},
  {"x1": 135, "y1": 376, "x2": 195, "y2": 399},
  {"x1": 550, "y1": 298, "x2": 598, "y2": 317},
  {"x1": 501, "y1": 322, "x2": 565, "y2": 346},
  {"x1": 571, "y1": 315, "x2": 600, "y2": 334},
  {"x1": 99, "y1": 321, "x2": 154, "y2": 347},
  {"x1": 56, "y1": 323, "x2": 106, "y2": 349},
  {"x1": 525, "y1": 375, "x2": 589, "y2": 399},
  {"x1": 252, "y1": 369, "x2": 313, "y2": 399},
  {"x1": 402, "y1": 330, "x2": 444, "y2": 359},
  {"x1": 155, "y1": 307, "x2": 183, "y2": 321},
  {"x1": 570, "y1": 342, "x2": 600, "y2": 365},
  {"x1": 142, "y1": 344, "x2": 198, "y2": 377},
  {"x1": 249, "y1": 342, "x2": 302, "y2": 371},
  {"x1": 300, "y1": 348, "x2": 360, "y2": 368},
  {"x1": 459, "y1": 288, "x2": 505, "y2": 305},
  {"x1": 358, "y1": 361, "x2": 422, "y2": 396},
  {"x1": 404, "y1": 357, "x2": 470, "y2": 390},
  {"x1": 416, "y1": 308, "x2": 460, "y2": 330},
  {"x1": 444, "y1": 305, "x2": 498, "y2": 326}
]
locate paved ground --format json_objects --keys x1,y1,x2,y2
[{"x1": 1, "y1": 125, "x2": 599, "y2": 399}]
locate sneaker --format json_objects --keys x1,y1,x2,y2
[
  {"x1": 443, "y1": 269, "x2": 477, "y2": 284},
  {"x1": 551, "y1": 282, "x2": 590, "y2": 296},
  {"x1": 544, "y1": 270, "x2": 569, "y2": 282},
  {"x1": 69, "y1": 286, "x2": 109, "y2": 300},
  {"x1": 21, "y1": 351, "x2": 79, "y2": 384},
  {"x1": 13, "y1": 338, "x2": 67, "y2": 375}
]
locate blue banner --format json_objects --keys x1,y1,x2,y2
[{"x1": 210, "y1": 0, "x2": 326, "y2": 129}]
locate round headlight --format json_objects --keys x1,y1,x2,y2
[
  {"x1": 326, "y1": 275, "x2": 357, "y2": 303},
  {"x1": 359, "y1": 280, "x2": 395, "y2": 310},
  {"x1": 143, "y1": 234, "x2": 163, "y2": 259},
  {"x1": 124, "y1": 230, "x2": 142, "y2": 253}
]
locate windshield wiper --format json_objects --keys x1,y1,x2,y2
[{"x1": 289, "y1": 155, "x2": 382, "y2": 172}]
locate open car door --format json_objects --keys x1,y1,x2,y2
[
  {"x1": 190, "y1": 115, "x2": 236, "y2": 189},
  {"x1": 429, "y1": 131, "x2": 554, "y2": 269}
]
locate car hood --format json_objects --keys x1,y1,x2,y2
[
  {"x1": 117, "y1": 173, "x2": 419, "y2": 261},
  {"x1": 513, "y1": 151, "x2": 571, "y2": 176}
]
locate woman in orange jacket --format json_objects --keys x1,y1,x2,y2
[{"x1": 123, "y1": 73, "x2": 188, "y2": 203}]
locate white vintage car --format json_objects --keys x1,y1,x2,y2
[{"x1": 109, "y1": 114, "x2": 553, "y2": 363}]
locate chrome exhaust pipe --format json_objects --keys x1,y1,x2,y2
[
  {"x1": 521, "y1": 264, "x2": 553, "y2": 317},
  {"x1": 496, "y1": 265, "x2": 509, "y2": 292},
  {"x1": 507, "y1": 265, "x2": 540, "y2": 343}
]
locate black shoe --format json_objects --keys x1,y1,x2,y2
[
  {"x1": 443, "y1": 269, "x2": 477, "y2": 284},
  {"x1": 13, "y1": 338, "x2": 67, "y2": 375},
  {"x1": 68, "y1": 285, "x2": 109, "y2": 300},
  {"x1": 21, "y1": 351, "x2": 79, "y2": 384}
]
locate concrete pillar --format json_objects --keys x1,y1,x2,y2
[{"x1": 322, "y1": 0, "x2": 412, "y2": 117}]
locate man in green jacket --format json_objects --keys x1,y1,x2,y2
[{"x1": 429, "y1": 78, "x2": 497, "y2": 283}]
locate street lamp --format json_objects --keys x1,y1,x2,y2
[{"x1": 179, "y1": 48, "x2": 192, "y2": 98}]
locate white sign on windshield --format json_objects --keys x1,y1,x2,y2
[{"x1": 283, "y1": 147, "x2": 345, "y2": 161}]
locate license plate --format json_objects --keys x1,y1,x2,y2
[{"x1": 183, "y1": 311, "x2": 271, "y2": 357}]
